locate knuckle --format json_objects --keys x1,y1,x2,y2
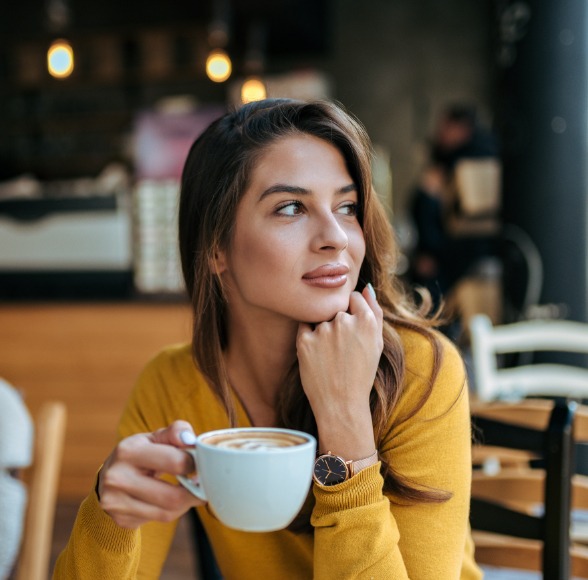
[
  {"x1": 171, "y1": 419, "x2": 191, "y2": 432},
  {"x1": 170, "y1": 452, "x2": 191, "y2": 475},
  {"x1": 101, "y1": 469, "x2": 123, "y2": 491},
  {"x1": 99, "y1": 494, "x2": 118, "y2": 515},
  {"x1": 297, "y1": 333, "x2": 312, "y2": 349},
  {"x1": 115, "y1": 516, "x2": 140, "y2": 530},
  {"x1": 116, "y1": 436, "x2": 144, "y2": 461},
  {"x1": 357, "y1": 309, "x2": 371, "y2": 322},
  {"x1": 151, "y1": 426, "x2": 167, "y2": 439}
]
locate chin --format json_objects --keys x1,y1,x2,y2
[{"x1": 301, "y1": 299, "x2": 351, "y2": 324}]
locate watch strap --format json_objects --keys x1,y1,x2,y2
[{"x1": 349, "y1": 450, "x2": 379, "y2": 477}]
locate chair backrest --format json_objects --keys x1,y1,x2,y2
[
  {"x1": 15, "y1": 401, "x2": 67, "y2": 580},
  {"x1": 445, "y1": 158, "x2": 502, "y2": 238},
  {"x1": 469, "y1": 313, "x2": 588, "y2": 402},
  {"x1": 454, "y1": 158, "x2": 501, "y2": 217},
  {"x1": 471, "y1": 399, "x2": 588, "y2": 578}
]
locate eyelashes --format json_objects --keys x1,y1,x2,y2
[
  {"x1": 274, "y1": 201, "x2": 358, "y2": 217},
  {"x1": 338, "y1": 202, "x2": 359, "y2": 216},
  {"x1": 275, "y1": 200, "x2": 304, "y2": 216}
]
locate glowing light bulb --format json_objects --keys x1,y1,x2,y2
[
  {"x1": 241, "y1": 77, "x2": 266, "y2": 104},
  {"x1": 206, "y1": 49, "x2": 232, "y2": 83},
  {"x1": 47, "y1": 40, "x2": 74, "y2": 79}
]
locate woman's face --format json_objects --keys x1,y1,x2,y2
[{"x1": 216, "y1": 133, "x2": 366, "y2": 325}]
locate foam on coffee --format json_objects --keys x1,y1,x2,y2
[{"x1": 203, "y1": 430, "x2": 307, "y2": 451}]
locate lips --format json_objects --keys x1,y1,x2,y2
[{"x1": 302, "y1": 263, "x2": 350, "y2": 288}]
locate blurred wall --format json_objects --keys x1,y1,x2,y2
[{"x1": 327, "y1": 0, "x2": 496, "y2": 218}]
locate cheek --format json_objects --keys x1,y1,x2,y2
[
  {"x1": 231, "y1": 229, "x2": 285, "y2": 277},
  {"x1": 350, "y1": 227, "x2": 367, "y2": 264}
]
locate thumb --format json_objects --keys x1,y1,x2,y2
[{"x1": 150, "y1": 420, "x2": 197, "y2": 448}]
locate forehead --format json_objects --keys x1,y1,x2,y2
[{"x1": 249, "y1": 133, "x2": 351, "y2": 182}]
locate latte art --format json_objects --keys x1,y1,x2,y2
[{"x1": 203, "y1": 431, "x2": 307, "y2": 451}]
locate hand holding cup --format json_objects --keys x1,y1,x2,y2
[{"x1": 98, "y1": 420, "x2": 204, "y2": 529}]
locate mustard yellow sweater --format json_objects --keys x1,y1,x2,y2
[{"x1": 54, "y1": 327, "x2": 482, "y2": 579}]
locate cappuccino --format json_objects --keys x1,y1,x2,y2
[{"x1": 202, "y1": 430, "x2": 306, "y2": 451}]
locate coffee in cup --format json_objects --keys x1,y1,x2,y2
[
  {"x1": 177, "y1": 427, "x2": 316, "y2": 532},
  {"x1": 202, "y1": 430, "x2": 307, "y2": 450}
]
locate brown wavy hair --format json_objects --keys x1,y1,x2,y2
[{"x1": 178, "y1": 99, "x2": 450, "y2": 522}]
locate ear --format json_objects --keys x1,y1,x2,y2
[{"x1": 210, "y1": 247, "x2": 228, "y2": 275}]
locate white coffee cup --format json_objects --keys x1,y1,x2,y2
[{"x1": 177, "y1": 427, "x2": 316, "y2": 532}]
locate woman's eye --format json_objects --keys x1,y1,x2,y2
[
  {"x1": 276, "y1": 201, "x2": 304, "y2": 216},
  {"x1": 337, "y1": 202, "x2": 358, "y2": 216}
]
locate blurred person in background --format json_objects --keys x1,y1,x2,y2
[{"x1": 408, "y1": 104, "x2": 499, "y2": 313}]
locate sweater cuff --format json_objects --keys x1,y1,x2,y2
[
  {"x1": 312, "y1": 462, "x2": 383, "y2": 516},
  {"x1": 77, "y1": 479, "x2": 139, "y2": 554}
]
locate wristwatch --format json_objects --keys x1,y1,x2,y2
[{"x1": 313, "y1": 450, "x2": 378, "y2": 486}]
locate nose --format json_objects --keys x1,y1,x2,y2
[{"x1": 311, "y1": 211, "x2": 349, "y2": 253}]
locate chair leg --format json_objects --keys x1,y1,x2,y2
[{"x1": 543, "y1": 400, "x2": 575, "y2": 579}]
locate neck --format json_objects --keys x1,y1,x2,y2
[{"x1": 224, "y1": 313, "x2": 298, "y2": 426}]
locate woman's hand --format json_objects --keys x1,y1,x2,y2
[
  {"x1": 97, "y1": 420, "x2": 204, "y2": 529},
  {"x1": 296, "y1": 285, "x2": 384, "y2": 460}
]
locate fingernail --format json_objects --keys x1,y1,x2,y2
[
  {"x1": 180, "y1": 431, "x2": 197, "y2": 445},
  {"x1": 367, "y1": 282, "x2": 376, "y2": 298}
]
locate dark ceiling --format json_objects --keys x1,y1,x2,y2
[{"x1": 4, "y1": 0, "x2": 331, "y2": 58}]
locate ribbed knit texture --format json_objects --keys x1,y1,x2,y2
[{"x1": 53, "y1": 329, "x2": 482, "y2": 579}]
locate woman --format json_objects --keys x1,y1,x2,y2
[{"x1": 54, "y1": 99, "x2": 481, "y2": 579}]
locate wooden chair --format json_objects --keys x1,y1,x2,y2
[
  {"x1": 471, "y1": 399, "x2": 588, "y2": 578},
  {"x1": 469, "y1": 313, "x2": 588, "y2": 402},
  {"x1": 188, "y1": 509, "x2": 224, "y2": 580},
  {"x1": 14, "y1": 401, "x2": 67, "y2": 580}
]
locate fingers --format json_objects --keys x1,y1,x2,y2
[
  {"x1": 100, "y1": 480, "x2": 203, "y2": 529},
  {"x1": 115, "y1": 433, "x2": 194, "y2": 476},
  {"x1": 349, "y1": 285, "x2": 384, "y2": 352},
  {"x1": 361, "y1": 283, "x2": 384, "y2": 323},
  {"x1": 150, "y1": 420, "x2": 196, "y2": 448},
  {"x1": 101, "y1": 462, "x2": 202, "y2": 512},
  {"x1": 98, "y1": 421, "x2": 204, "y2": 529},
  {"x1": 297, "y1": 321, "x2": 314, "y2": 340},
  {"x1": 349, "y1": 284, "x2": 383, "y2": 320}
]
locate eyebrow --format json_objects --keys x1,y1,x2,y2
[{"x1": 258, "y1": 183, "x2": 357, "y2": 201}]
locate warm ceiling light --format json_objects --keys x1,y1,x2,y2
[
  {"x1": 241, "y1": 77, "x2": 267, "y2": 104},
  {"x1": 206, "y1": 49, "x2": 232, "y2": 83},
  {"x1": 47, "y1": 40, "x2": 74, "y2": 79}
]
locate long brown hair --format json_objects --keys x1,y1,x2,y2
[{"x1": 179, "y1": 99, "x2": 450, "y2": 516}]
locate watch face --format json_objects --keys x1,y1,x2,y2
[{"x1": 313, "y1": 454, "x2": 348, "y2": 486}]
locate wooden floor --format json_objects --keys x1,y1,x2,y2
[{"x1": 50, "y1": 501, "x2": 199, "y2": 578}]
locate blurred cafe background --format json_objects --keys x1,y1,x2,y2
[{"x1": 1, "y1": 0, "x2": 587, "y2": 577}]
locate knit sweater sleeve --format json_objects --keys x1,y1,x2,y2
[
  {"x1": 311, "y1": 330, "x2": 477, "y2": 579},
  {"x1": 53, "y1": 350, "x2": 184, "y2": 579}
]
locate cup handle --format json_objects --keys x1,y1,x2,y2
[{"x1": 177, "y1": 448, "x2": 208, "y2": 502}]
